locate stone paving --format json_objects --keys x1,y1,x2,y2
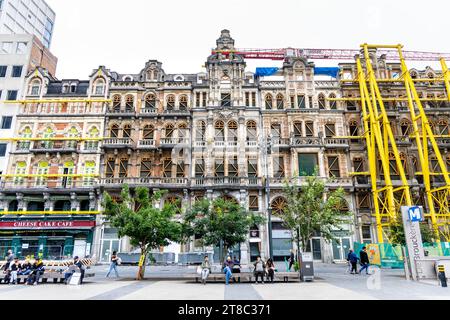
[{"x1": 0, "y1": 263, "x2": 449, "y2": 300}]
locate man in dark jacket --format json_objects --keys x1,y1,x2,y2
[
  {"x1": 74, "y1": 256, "x2": 85, "y2": 284},
  {"x1": 349, "y1": 251, "x2": 359, "y2": 274},
  {"x1": 359, "y1": 247, "x2": 370, "y2": 275},
  {"x1": 27, "y1": 257, "x2": 45, "y2": 285}
]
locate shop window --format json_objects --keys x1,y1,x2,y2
[{"x1": 298, "y1": 153, "x2": 318, "y2": 176}]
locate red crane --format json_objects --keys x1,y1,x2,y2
[{"x1": 212, "y1": 48, "x2": 450, "y2": 61}]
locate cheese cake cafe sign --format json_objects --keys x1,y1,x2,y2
[{"x1": 0, "y1": 220, "x2": 95, "y2": 230}]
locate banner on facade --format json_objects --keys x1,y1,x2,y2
[{"x1": 0, "y1": 220, "x2": 95, "y2": 230}]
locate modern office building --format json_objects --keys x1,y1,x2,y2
[{"x1": 0, "y1": 0, "x2": 55, "y2": 48}]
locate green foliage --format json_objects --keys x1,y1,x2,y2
[
  {"x1": 389, "y1": 221, "x2": 434, "y2": 245},
  {"x1": 281, "y1": 172, "x2": 352, "y2": 251},
  {"x1": 102, "y1": 185, "x2": 182, "y2": 279},
  {"x1": 182, "y1": 198, "x2": 266, "y2": 258},
  {"x1": 293, "y1": 261, "x2": 300, "y2": 272}
]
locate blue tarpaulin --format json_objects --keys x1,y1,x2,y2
[
  {"x1": 314, "y1": 67, "x2": 339, "y2": 78},
  {"x1": 255, "y1": 67, "x2": 279, "y2": 77}
]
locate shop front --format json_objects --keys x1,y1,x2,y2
[{"x1": 0, "y1": 219, "x2": 96, "y2": 260}]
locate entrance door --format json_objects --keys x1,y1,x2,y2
[
  {"x1": 332, "y1": 237, "x2": 351, "y2": 261},
  {"x1": 100, "y1": 239, "x2": 120, "y2": 263}
]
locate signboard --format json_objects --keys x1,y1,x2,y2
[
  {"x1": 138, "y1": 254, "x2": 146, "y2": 267},
  {"x1": 69, "y1": 273, "x2": 81, "y2": 286},
  {"x1": 367, "y1": 244, "x2": 381, "y2": 265},
  {"x1": 0, "y1": 220, "x2": 95, "y2": 230},
  {"x1": 401, "y1": 206, "x2": 425, "y2": 280},
  {"x1": 22, "y1": 243, "x2": 29, "y2": 249}
]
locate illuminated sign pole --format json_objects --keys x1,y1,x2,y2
[{"x1": 401, "y1": 206, "x2": 425, "y2": 281}]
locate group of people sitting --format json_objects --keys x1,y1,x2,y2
[
  {"x1": 2, "y1": 249, "x2": 86, "y2": 285},
  {"x1": 199, "y1": 255, "x2": 277, "y2": 285},
  {"x1": 2, "y1": 250, "x2": 45, "y2": 285}
]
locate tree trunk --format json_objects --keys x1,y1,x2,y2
[{"x1": 136, "y1": 249, "x2": 148, "y2": 280}]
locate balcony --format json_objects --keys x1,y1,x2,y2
[
  {"x1": 159, "y1": 138, "x2": 189, "y2": 148},
  {"x1": 0, "y1": 179, "x2": 97, "y2": 191},
  {"x1": 192, "y1": 177, "x2": 262, "y2": 188},
  {"x1": 162, "y1": 108, "x2": 190, "y2": 116},
  {"x1": 290, "y1": 136, "x2": 322, "y2": 147},
  {"x1": 246, "y1": 141, "x2": 258, "y2": 148},
  {"x1": 271, "y1": 138, "x2": 290, "y2": 149},
  {"x1": 30, "y1": 141, "x2": 79, "y2": 153},
  {"x1": 99, "y1": 177, "x2": 188, "y2": 188},
  {"x1": 137, "y1": 139, "x2": 156, "y2": 149},
  {"x1": 107, "y1": 107, "x2": 135, "y2": 116},
  {"x1": 102, "y1": 138, "x2": 133, "y2": 148},
  {"x1": 194, "y1": 141, "x2": 206, "y2": 148},
  {"x1": 323, "y1": 137, "x2": 350, "y2": 148},
  {"x1": 268, "y1": 176, "x2": 353, "y2": 188}
]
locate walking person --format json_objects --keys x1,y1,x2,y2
[
  {"x1": 2, "y1": 249, "x2": 14, "y2": 283},
  {"x1": 106, "y1": 251, "x2": 120, "y2": 278},
  {"x1": 200, "y1": 256, "x2": 211, "y2": 285},
  {"x1": 346, "y1": 250, "x2": 354, "y2": 274},
  {"x1": 266, "y1": 258, "x2": 275, "y2": 283},
  {"x1": 288, "y1": 249, "x2": 295, "y2": 271},
  {"x1": 359, "y1": 246, "x2": 370, "y2": 275},
  {"x1": 253, "y1": 256, "x2": 266, "y2": 284},
  {"x1": 348, "y1": 250, "x2": 359, "y2": 274},
  {"x1": 74, "y1": 256, "x2": 86, "y2": 284},
  {"x1": 223, "y1": 256, "x2": 233, "y2": 285}
]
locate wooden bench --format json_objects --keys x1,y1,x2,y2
[{"x1": 0, "y1": 271, "x2": 95, "y2": 284}]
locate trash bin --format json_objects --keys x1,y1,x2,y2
[{"x1": 299, "y1": 252, "x2": 314, "y2": 282}]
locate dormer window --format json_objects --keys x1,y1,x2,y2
[
  {"x1": 123, "y1": 76, "x2": 133, "y2": 82},
  {"x1": 174, "y1": 75, "x2": 184, "y2": 82},
  {"x1": 62, "y1": 84, "x2": 69, "y2": 93},
  {"x1": 29, "y1": 79, "x2": 41, "y2": 96},
  {"x1": 70, "y1": 84, "x2": 77, "y2": 93},
  {"x1": 93, "y1": 78, "x2": 105, "y2": 95}
]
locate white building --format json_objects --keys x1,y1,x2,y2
[
  {"x1": 0, "y1": 33, "x2": 57, "y2": 179},
  {"x1": 0, "y1": 0, "x2": 55, "y2": 48}
]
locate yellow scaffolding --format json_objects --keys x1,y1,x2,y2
[{"x1": 344, "y1": 44, "x2": 450, "y2": 243}]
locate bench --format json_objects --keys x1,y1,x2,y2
[
  {"x1": 0, "y1": 271, "x2": 95, "y2": 284},
  {"x1": 193, "y1": 271, "x2": 300, "y2": 283}
]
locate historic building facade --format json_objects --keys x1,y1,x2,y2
[{"x1": 4, "y1": 30, "x2": 447, "y2": 263}]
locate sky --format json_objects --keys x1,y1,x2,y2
[{"x1": 45, "y1": 0, "x2": 450, "y2": 79}]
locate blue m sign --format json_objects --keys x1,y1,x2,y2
[{"x1": 408, "y1": 206, "x2": 423, "y2": 222}]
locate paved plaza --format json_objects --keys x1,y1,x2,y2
[{"x1": 0, "y1": 263, "x2": 449, "y2": 300}]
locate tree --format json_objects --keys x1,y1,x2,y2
[
  {"x1": 102, "y1": 185, "x2": 182, "y2": 280},
  {"x1": 389, "y1": 220, "x2": 434, "y2": 245},
  {"x1": 182, "y1": 198, "x2": 266, "y2": 263},
  {"x1": 281, "y1": 174, "x2": 352, "y2": 252}
]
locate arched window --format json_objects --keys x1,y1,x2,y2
[
  {"x1": 165, "y1": 124, "x2": 174, "y2": 138},
  {"x1": 145, "y1": 94, "x2": 156, "y2": 109},
  {"x1": 410, "y1": 71, "x2": 418, "y2": 79},
  {"x1": 43, "y1": 127, "x2": 55, "y2": 149},
  {"x1": 67, "y1": 127, "x2": 79, "y2": 149},
  {"x1": 215, "y1": 121, "x2": 224, "y2": 141},
  {"x1": 143, "y1": 124, "x2": 154, "y2": 140},
  {"x1": 179, "y1": 95, "x2": 188, "y2": 110},
  {"x1": 271, "y1": 197, "x2": 286, "y2": 215},
  {"x1": 178, "y1": 123, "x2": 187, "y2": 139},
  {"x1": 265, "y1": 94, "x2": 273, "y2": 109},
  {"x1": 113, "y1": 95, "x2": 121, "y2": 111},
  {"x1": 246, "y1": 121, "x2": 257, "y2": 142},
  {"x1": 349, "y1": 120, "x2": 359, "y2": 139},
  {"x1": 276, "y1": 94, "x2": 284, "y2": 109},
  {"x1": 123, "y1": 124, "x2": 132, "y2": 138},
  {"x1": 228, "y1": 121, "x2": 238, "y2": 141},
  {"x1": 62, "y1": 161, "x2": 75, "y2": 188},
  {"x1": 14, "y1": 161, "x2": 27, "y2": 186},
  {"x1": 329, "y1": 93, "x2": 337, "y2": 109},
  {"x1": 167, "y1": 95, "x2": 175, "y2": 110},
  {"x1": 86, "y1": 126, "x2": 99, "y2": 150},
  {"x1": 29, "y1": 79, "x2": 41, "y2": 96},
  {"x1": 83, "y1": 161, "x2": 96, "y2": 187},
  {"x1": 400, "y1": 119, "x2": 411, "y2": 136},
  {"x1": 19, "y1": 126, "x2": 32, "y2": 150},
  {"x1": 36, "y1": 161, "x2": 49, "y2": 186},
  {"x1": 125, "y1": 95, "x2": 134, "y2": 111},
  {"x1": 318, "y1": 94, "x2": 326, "y2": 109},
  {"x1": 437, "y1": 119, "x2": 449, "y2": 135},
  {"x1": 110, "y1": 124, "x2": 119, "y2": 138},
  {"x1": 196, "y1": 121, "x2": 206, "y2": 141},
  {"x1": 93, "y1": 78, "x2": 105, "y2": 95}
]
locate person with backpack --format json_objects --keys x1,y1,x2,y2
[
  {"x1": 106, "y1": 251, "x2": 120, "y2": 278},
  {"x1": 348, "y1": 250, "x2": 359, "y2": 274},
  {"x1": 359, "y1": 247, "x2": 370, "y2": 275},
  {"x1": 74, "y1": 256, "x2": 85, "y2": 284},
  {"x1": 253, "y1": 256, "x2": 266, "y2": 284}
]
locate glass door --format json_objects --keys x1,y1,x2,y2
[
  {"x1": 100, "y1": 239, "x2": 120, "y2": 262},
  {"x1": 332, "y1": 237, "x2": 352, "y2": 261}
]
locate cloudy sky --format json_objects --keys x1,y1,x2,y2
[{"x1": 45, "y1": 0, "x2": 450, "y2": 79}]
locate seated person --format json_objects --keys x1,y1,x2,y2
[
  {"x1": 64, "y1": 262, "x2": 79, "y2": 284},
  {"x1": 19, "y1": 259, "x2": 32, "y2": 276},
  {"x1": 27, "y1": 257, "x2": 45, "y2": 286}
]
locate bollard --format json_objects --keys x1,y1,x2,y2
[{"x1": 438, "y1": 265, "x2": 447, "y2": 287}]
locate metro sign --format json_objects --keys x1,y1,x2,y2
[{"x1": 407, "y1": 206, "x2": 424, "y2": 222}]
